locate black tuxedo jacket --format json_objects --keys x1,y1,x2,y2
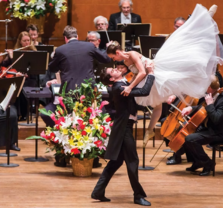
[
  {"x1": 192, "y1": 93, "x2": 223, "y2": 135},
  {"x1": 104, "y1": 75, "x2": 155, "y2": 160},
  {"x1": 108, "y1": 12, "x2": 142, "y2": 31},
  {"x1": 48, "y1": 39, "x2": 111, "y2": 92}
]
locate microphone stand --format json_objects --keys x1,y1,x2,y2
[{"x1": 0, "y1": 19, "x2": 12, "y2": 49}]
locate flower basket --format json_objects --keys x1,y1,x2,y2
[
  {"x1": 71, "y1": 157, "x2": 94, "y2": 177},
  {"x1": 26, "y1": 79, "x2": 113, "y2": 176}
]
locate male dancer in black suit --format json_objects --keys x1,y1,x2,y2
[
  {"x1": 108, "y1": 0, "x2": 141, "y2": 30},
  {"x1": 91, "y1": 64, "x2": 154, "y2": 206},
  {"x1": 41, "y1": 26, "x2": 111, "y2": 127}
]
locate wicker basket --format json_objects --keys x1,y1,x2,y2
[{"x1": 71, "y1": 158, "x2": 94, "y2": 177}]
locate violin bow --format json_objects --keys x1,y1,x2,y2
[
  {"x1": 0, "y1": 53, "x2": 24, "y2": 78},
  {"x1": 170, "y1": 103, "x2": 190, "y2": 123}
]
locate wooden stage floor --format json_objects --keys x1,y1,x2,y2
[{"x1": 0, "y1": 140, "x2": 223, "y2": 208}]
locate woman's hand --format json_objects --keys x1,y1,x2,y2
[
  {"x1": 121, "y1": 85, "x2": 132, "y2": 96},
  {"x1": 5, "y1": 49, "x2": 13, "y2": 59},
  {"x1": 106, "y1": 41, "x2": 113, "y2": 48},
  {"x1": 145, "y1": 60, "x2": 154, "y2": 75}
]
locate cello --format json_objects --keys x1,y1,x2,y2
[
  {"x1": 168, "y1": 88, "x2": 223, "y2": 152},
  {"x1": 161, "y1": 95, "x2": 199, "y2": 141}
]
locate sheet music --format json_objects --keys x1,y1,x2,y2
[
  {"x1": 96, "y1": 84, "x2": 108, "y2": 93},
  {"x1": 0, "y1": 83, "x2": 16, "y2": 111}
]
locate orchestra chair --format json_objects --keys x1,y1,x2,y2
[{"x1": 210, "y1": 141, "x2": 223, "y2": 176}]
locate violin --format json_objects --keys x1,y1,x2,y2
[
  {"x1": 168, "y1": 88, "x2": 223, "y2": 152},
  {"x1": 0, "y1": 67, "x2": 18, "y2": 78},
  {"x1": 161, "y1": 96, "x2": 199, "y2": 141}
]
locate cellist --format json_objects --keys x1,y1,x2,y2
[{"x1": 181, "y1": 75, "x2": 223, "y2": 176}]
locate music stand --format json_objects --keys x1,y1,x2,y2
[
  {"x1": 149, "y1": 48, "x2": 160, "y2": 59},
  {"x1": 97, "y1": 31, "x2": 125, "y2": 50},
  {"x1": 117, "y1": 23, "x2": 151, "y2": 46},
  {"x1": 13, "y1": 51, "x2": 48, "y2": 75},
  {"x1": 138, "y1": 36, "x2": 166, "y2": 58},
  {"x1": 0, "y1": 77, "x2": 25, "y2": 167},
  {"x1": 36, "y1": 45, "x2": 54, "y2": 62},
  {"x1": 13, "y1": 51, "x2": 48, "y2": 126}
]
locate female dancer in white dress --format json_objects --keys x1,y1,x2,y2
[{"x1": 106, "y1": 4, "x2": 223, "y2": 147}]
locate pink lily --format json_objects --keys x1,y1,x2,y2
[
  {"x1": 58, "y1": 97, "x2": 66, "y2": 110},
  {"x1": 40, "y1": 131, "x2": 47, "y2": 139},
  {"x1": 90, "y1": 107, "x2": 102, "y2": 119},
  {"x1": 99, "y1": 101, "x2": 109, "y2": 110},
  {"x1": 80, "y1": 95, "x2": 86, "y2": 103},
  {"x1": 50, "y1": 113, "x2": 57, "y2": 123}
]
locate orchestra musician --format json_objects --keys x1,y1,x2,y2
[
  {"x1": 108, "y1": 0, "x2": 141, "y2": 30},
  {"x1": 26, "y1": 24, "x2": 44, "y2": 46},
  {"x1": 0, "y1": 54, "x2": 22, "y2": 151},
  {"x1": 14, "y1": 31, "x2": 37, "y2": 121},
  {"x1": 93, "y1": 16, "x2": 109, "y2": 31},
  {"x1": 181, "y1": 75, "x2": 223, "y2": 176}
]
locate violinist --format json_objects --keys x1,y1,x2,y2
[{"x1": 182, "y1": 75, "x2": 223, "y2": 176}]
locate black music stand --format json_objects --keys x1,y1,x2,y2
[
  {"x1": 23, "y1": 87, "x2": 52, "y2": 162},
  {"x1": 97, "y1": 31, "x2": 125, "y2": 50},
  {"x1": 149, "y1": 48, "x2": 160, "y2": 59},
  {"x1": 13, "y1": 51, "x2": 48, "y2": 126},
  {"x1": 36, "y1": 45, "x2": 54, "y2": 62},
  {"x1": 117, "y1": 23, "x2": 151, "y2": 47},
  {"x1": 0, "y1": 77, "x2": 25, "y2": 167},
  {"x1": 139, "y1": 36, "x2": 166, "y2": 58}
]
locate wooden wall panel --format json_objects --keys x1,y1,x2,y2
[
  {"x1": 1, "y1": 0, "x2": 223, "y2": 51},
  {"x1": 71, "y1": 0, "x2": 223, "y2": 41}
]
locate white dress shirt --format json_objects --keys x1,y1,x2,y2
[{"x1": 121, "y1": 12, "x2": 131, "y2": 24}]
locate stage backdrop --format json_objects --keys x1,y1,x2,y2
[{"x1": 0, "y1": 0, "x2": 223, "y2": 51}]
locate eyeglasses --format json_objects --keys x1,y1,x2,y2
[
  {"x1": 96, "y1": 23, "x2": 106, "y2": 26},
  {"x1": 87, "y1": 39, "x2": 97, "y2": 42}
]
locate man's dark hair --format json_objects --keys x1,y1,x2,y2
[
  {"x1": 26, "y1": 24, "x2": 39, "y2": 32},
  {"x1": 174, "y1": 17, "x2": 186, "y2": 24},
  {"x1": 63, "y1": 25, "x2": 78, "y2": 39},
  {"x1": 100, "y1": 68, "x2": 114, "y2": 85}
]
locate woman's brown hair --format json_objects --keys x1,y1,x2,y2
[
  {"x1": 106, "y1": 41, "x2": 122, "y2": 54},
  {"x1": 14, "y1": 31, "x2": 37, "y2": 51}
]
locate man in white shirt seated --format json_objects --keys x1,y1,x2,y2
[{"x1": 108, "y1": 0, "x2": 141, "y2": 30}]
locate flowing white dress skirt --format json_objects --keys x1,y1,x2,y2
[{"x1": 134, "y1": 4, "x2": 223, "y2": 107}]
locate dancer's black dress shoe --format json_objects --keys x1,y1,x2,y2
[
  {"x1": 91, "y1": 193, "x2": 111, "y2": 202},
  {"x1": 134, "y1": 198, "x2": 151, "y2": 206},
  {"x1": 10, "y1": 144, "x2": 20, "y2": 151},
  {"x1": 166, "y1": 158, "x2": 181, "y2": 165}
]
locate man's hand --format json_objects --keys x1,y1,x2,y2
[
  {"x1": 205, "y1": 93, "x2": 214, "y2": 105},
  {"x1": 121, "y1": 85, "x2": 132, "y2": 96},
  {"x1": 46, "y1": 79, "x2": 58, "y2": 88},
  {"x1": 166, "y1": 95, "x2": 176, "y2": 104},
  {"x1": 181, "y1": 106, "x2": 193, "y2": 117},
  {"x1": 145, "y1": 60, "x2": 154, "y2": 75}
]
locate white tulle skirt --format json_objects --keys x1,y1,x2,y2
[{"x1": 135, "y1": 4, "x2": 223, "y2": 107}]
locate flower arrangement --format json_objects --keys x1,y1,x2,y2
[
  {"x1": 27, "y1": 79, "x2": 112, "y2": 160},
  {"x1": 1, "y1": 0, "x2": 67, "y2": 20}
]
